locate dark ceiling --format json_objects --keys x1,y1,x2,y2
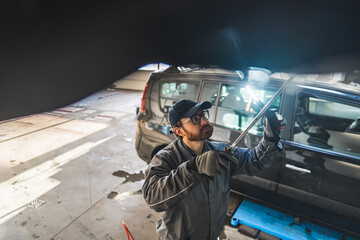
[{"x1": 1, "y1": 1, "x2": 360, "y2": 121}]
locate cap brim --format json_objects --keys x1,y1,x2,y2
[{"x1": 183, "y1": 101, "x2": 212, "y2": 118}]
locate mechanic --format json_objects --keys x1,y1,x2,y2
[{"x1": 142, "y1": 99, "x2": 285, "y2": 240}]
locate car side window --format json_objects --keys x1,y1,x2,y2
[
  {"x1": 199, "y1": 82, "x2": 219, "y2": 123},
  {"x1": 215, "y1": 84, "x2": 281, "y2": 135},
  {"x1": 293, "y1": 92, "x2": 360, "y2": 157},
  {"x1": 160, "y1": 82, "x2": 199, "y2": 112}
]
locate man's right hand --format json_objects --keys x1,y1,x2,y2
[{"x1": 188, "y1": 150, "x2": 238, "y2": 177}]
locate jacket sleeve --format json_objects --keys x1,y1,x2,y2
[
  {"x1": 230, "y1": 137, "x2": 282, "y2": 176},
  {"x1": 141, "y1": 150, "x2": 203, "y2": 212}
]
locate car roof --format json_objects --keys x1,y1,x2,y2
[{"x1": 152, "y1": 67, "x2": 360, "y2": 96}]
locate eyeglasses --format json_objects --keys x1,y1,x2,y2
[{"x1": 178, "y1": 110, "x2": 210, "y2": 126}]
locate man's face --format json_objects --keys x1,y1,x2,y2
[{"x1": 180, "y1": 109, "x2": 214, "y2": 141}]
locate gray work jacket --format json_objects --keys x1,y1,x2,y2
[{"x1": 142, "y1": 137, "x2": 281, "y2": 240}]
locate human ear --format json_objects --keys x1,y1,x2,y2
[{"x1": 173, "y1": 127, "x2": 185, "y2": 137}]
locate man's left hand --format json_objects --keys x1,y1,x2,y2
[{"x1": 264, "y1": 109, "x2": 287, "y2": 141}]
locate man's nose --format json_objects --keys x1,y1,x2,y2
[{"x1": 200, "y1": 116, "x2": 209, "y2": 125}]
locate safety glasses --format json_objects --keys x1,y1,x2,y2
[{"x1": 179, "y1": 110, "x2": 210, "y2": 126}]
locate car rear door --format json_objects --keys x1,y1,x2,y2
[{"x1": 278, "y1": 86, "x2": 360, "y2": 233}]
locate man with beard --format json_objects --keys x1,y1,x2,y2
[{"x1": 142, "y1": 99, "x2": 284, "y2": 240}]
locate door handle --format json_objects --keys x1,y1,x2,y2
[{"x1": 285, "y1": 164, "x2": 311, "y2": 174}]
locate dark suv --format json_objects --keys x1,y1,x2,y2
[{"x1": 135, "y1": 66, "x2": 360, "y2": 237}]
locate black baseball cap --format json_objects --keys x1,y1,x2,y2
[{"x1": 169, "y1": 99, "x2": 212, "y2": 127}]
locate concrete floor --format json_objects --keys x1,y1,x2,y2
[{"x1": 0, "y1": 88, "x2": 253, "y2": 240}]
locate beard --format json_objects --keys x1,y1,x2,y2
[{"x1": 183, "y1": 124, "x2": 214, "y2": 141}]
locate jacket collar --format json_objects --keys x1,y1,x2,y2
[{"x1": 178, "y1": 139, "x2": 212, "y2": 157}]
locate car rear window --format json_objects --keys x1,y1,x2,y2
[{"x1": 160, "y1": 81, "x2": 200, "y2": 112}]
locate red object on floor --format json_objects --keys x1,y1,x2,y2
[{"x1": 122, "y1": 221, "x2": 135, "y2": 240}]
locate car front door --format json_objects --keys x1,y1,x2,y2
[{"x1": 278, "y1": 88, "x2": 360, "y2": 234}]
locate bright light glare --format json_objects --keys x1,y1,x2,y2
[
  {"x1": 245, "y1": 85, "x2": 260, "y2": 101},
  {"x1": 248, "y1": 67, "x2": 271, "y2": 84},
  {"x1": 245, "y1": 85, "x2": 253, "y2": 91}
]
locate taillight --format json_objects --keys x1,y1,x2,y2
[{"x1": 140, "y1": 81, "x2": 149, "y2": 113}]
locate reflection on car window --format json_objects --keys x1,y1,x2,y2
[
  {"x1": 214, "y1": 84, "x2": 280, "y2": 134},
  {"x1": 160, "y1": 82, "x2": 199, "y2": 112},
  {"x1": 200, "y1": 83, "x2": 219, "y2": 123},
  {"x1": 293, "y1": 93, "x2": 360, "y2": 157}
]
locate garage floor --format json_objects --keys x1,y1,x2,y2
[{"x1": 0, "y1": 88, "x2": 254, "y2": 240}]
